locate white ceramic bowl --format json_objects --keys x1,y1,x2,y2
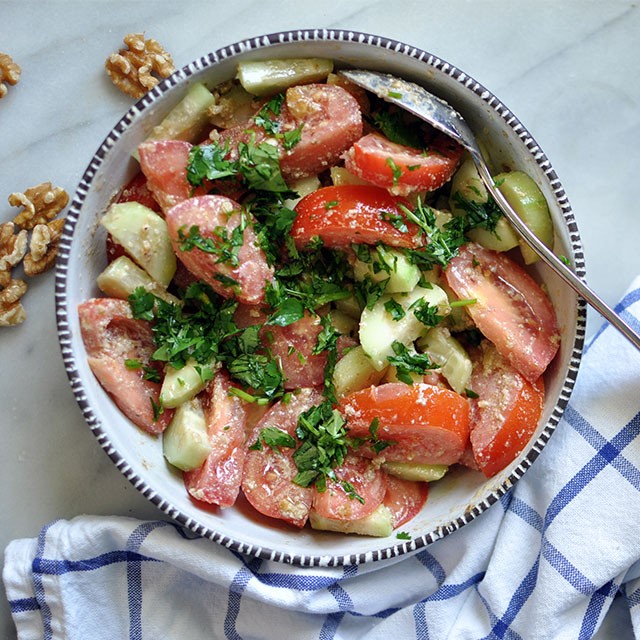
[{"x1": 56, "y1": 29, "x2": 586, "y2": 566}]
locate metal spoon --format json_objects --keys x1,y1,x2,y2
[{"x1": 340, "y1": 69, "x2": 640, "y2": 350}]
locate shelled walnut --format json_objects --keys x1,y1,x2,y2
[
  {"x1": 105, "y1": 33, "x2": 175, "y2": 99},
  {"x1": 0, "y1": 277, "x2": 27, "y2": 326},
  {"x1": 23, "y1": 218, "x2": 66, "y2": 276},
  {"x1": 1, "y1": 183, "x2": 69, "y2": 327},
  {"x1": 9, "y1": 182, "x2": 69, "y2": 229},
  {"x1": 0, "y1": 53, "x2": 21, "y2": 99}
]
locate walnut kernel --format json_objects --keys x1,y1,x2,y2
[
  {"x1": 105, "y1": 33, "x2": 175, "y2": 99},
  {"x1": 9, "y1": 182, "x2": 69, "y2": 230},
  {"x1": 0, "y1": 53, "x2": 21, "y2": 99},
  {"x1": 0, "y1": 222, "x2": 28, "y2": 272},
  {"x1": 23, "y1": 218, "x2": 65, "y2": 276},
  {"x1": 0, "y1": 278, "x2": 27, "y2": 326}
]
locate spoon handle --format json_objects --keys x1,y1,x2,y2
[{"x1": 472, "y1": 153, "x2": 640, "y2": 350}]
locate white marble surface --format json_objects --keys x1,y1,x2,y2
[{"x1": 1, "y1": 1, "x2": 639, "y2": 636}]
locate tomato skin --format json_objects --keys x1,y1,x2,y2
[
  {"x1": 444, "y1": 242, "x2": 560, "y2": 383},
  {"x1": 165, "y1": 195, "x2": 274, "y2": 305},
  {"x1": 344, "y1": 132, "x2": 463, "y2": 195},
  {"x1": 383, "y1": 474, "x2": 429, "y2": 528},
  {"x1": 340, "y1": 383, "x2": 470, "y2": 465},
  {"x1": 184, "y1": 370, "x2": 247, "y2": 507},
  {"x1": 468, "y1": 341, "x2": 545, "y2": 478},
  {"x1": 241, "y1": 388, "x2": 324, "y2": 528},
  {"x1": 78, "y1": 298, "x2": 173, "y2": 435},
  {"x1": 292, "y1": 184, "x2": 420, "y2": 249},
  {"x1": 312, "y1": 454, "x2": 387, "y2": 521}
]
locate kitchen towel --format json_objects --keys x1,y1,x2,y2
[{"x1": 4, "y1": 276, "x2": 640, "y2": 640}]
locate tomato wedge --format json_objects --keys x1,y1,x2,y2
[
  {"x1": 344, "y1": 132, "x2": 463, "y2": 196},
  {"x1": 383, "y1": 474, "x2": 429, "y2": 528},
  {"x1": 78, "y1": 298, "x2": 172, "y2": 435},
  {"x1": 312, "y1": 454, "x2": 387, "y2": 521},
  {"x1": 241, "y1": 388, "x2": 324, "y2": 528},
  {"x1": 138, "y1": 140, "x2": 201, "y2": 213},
  {"x1": 340, "y1": 383, "x2": 470, "y2": 465},
  {"x1": 165, "y1": 195, "x2": 274, "y2": 305},
  {"x1": 468, "y1": 342, "x2": 545, "y2": 477},
  {"x1": 219, "y1": 84, "x2": 363, "y2": 181},
  {"x1": 292, "y1": 184, "x2": 419, "y2": 249},
  {"x1": 184, "y1": 370, "x2": 247, "y2": 507},
  {"x1": 444, "y1": 242, "x2": 560, "y2": 382}
]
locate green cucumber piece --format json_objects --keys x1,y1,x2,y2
[
  {"x1": 162, "y1": 398, "x2": 212, "y2": 471},
  {"x1": 161, "y1": 359, "x2": 217, "y2": 409},
  {"x1": 450, "y1": 156, "x2": 519, "y2": 252},
  {"x1": 97, "y1": 255, "x2": 179, "y2": 304},
  {"x1": 237, "y1": 58, "x2": 334, "y2": 96},
  {"x1": 333, "y1": 345, "x2": 387, "y2": 398},
  {"x1": 383, "y1": 461, "x2": 449, "y2": 482},
  {"x1": 100, "y1": 202, "x2": 176, "y2": 287},
  {"x1": 416, "y1": 327, "x2": 472, "y2": 394},
  {"x1": 309, "y1": 504, "x2": 394, "y2": 537},
  {"x1": 144, "y1": 82, "x2": 215, "y2": 145},
  {"x1": 353, "y1": 247, "x2": 421, "y2": 294},
  {"x1": 495, "y1": 171, "x2": 554, "y2": 265},
  {"x1": 359, "y1": 285, "x2": 450, "y2": 370}
]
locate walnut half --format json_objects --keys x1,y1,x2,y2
[
  {"x1": 23, "y1": 218, "x2": 66, "y2": 276},
  {"x1": 105, "y1": 33, "x2": 175, "y2": 99},
  {"x1": 0, "y1": 53, "x2": 21, "y2": 99},
  {"x1": 0, "y1": 277, "x2": 27, "y2": 326},
  {"x1": 9, "y1": 182, "x2": 69, "y2": 230}
]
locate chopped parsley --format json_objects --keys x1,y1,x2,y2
[
  {"x1": 371, "y1": 108, "x2": 423, "y2": 149},
  {"x1": 386, "y1": 157, "x2": 403, "y2": 186},
  {"x1": 396, "y1": 531, "x2": 412, "y2": 540},
  {"x1": 410, "y1": 298, "x2": 443, "y2": 328},
  {"x1": 248, "y1": 426, "x2": 296, "y2": 452},
  {"x1": 384, "y1": 298, "x2": 406, "y2": 321},
  {"x1": 387, "y1": 341, "x2": 439, "y2": 384}
]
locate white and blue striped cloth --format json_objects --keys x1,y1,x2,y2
[{"x1": 4, "y1": 278, "x2": 640, "y2": 639}]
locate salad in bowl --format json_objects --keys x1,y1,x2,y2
[{"x1": 57, "y1": 31, "x2": 584, "y2": 565}]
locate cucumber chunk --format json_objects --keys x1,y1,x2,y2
[
  {"x1": 309, "y1": 504, "x2": 394, "y2": 537},
  {"x1": 97, "y1": 255, "x2": 179, "y2": 304},
  {"x1": 450, "y1": 156, "x2": 519, "y2": 252},
  {"x1": 100, "y1": 201, "x2": 176, "y2": 287},
  {"x1": 495, "y1": 171, "x2": 554, "y2": 265},
  {"x1": 163, "y1": 398, "x2": 212, "y2": 472},
  {"x1": 333, "y1": 345, "x2": 387, "y2": 398},
  {"x1": 352, "y1": 247, "x2": 421, "y2": 294},
  {"x1": 383, "y1": 461, "x2": 449, "y2": 482},
  {"x1": 161, "y1": 359, "x2": 217, "y2": 409},
  {"x1": 144, "y1": 82, "x2": 216, "y2": 145},
  {"x1": 359, "y1": 285, "x2": 450, "y2": 370},
  {"x1": 237, "y1": 58, "x2": 334, "y2": 96},
  {"x1": 416, "y1": 327, "x2": 472, "y2": 394}
]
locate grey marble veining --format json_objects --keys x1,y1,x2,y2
[{"x1": 1, "y1": 2, "x2": 638, "y2": 637}]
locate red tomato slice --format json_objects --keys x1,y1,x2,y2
[
  {"x1": 312, "y1": 454, "x2": 387, "y2": 521},
  {"x1": 279, "y1": 84, "x2": 363, "y2": 180},
  {"x1": 138, "y1": 140, "x2": 209, "y2": 213},
  {"x1": 344, "y1": 132, "x2": 463, "y2": 195},
  {"x1": 218, "y1": 84, "x2": 363, "y2": 182},
  {"x1": 78, "y1": 298, "x2": 172, "y2": 435},
  {"x1": 165, "y1": 195, "x2": 274, "y2": 305},
  {"x1": 340, "y1": 383, "x2": 470, "y2": 465},
  {"x1": 184, "y1": 370, "x2": 247, "y2": 507},
  {"x1": 383, "y1": 474, "x2": 429, "y2": 528},
  {"x1": 444, "y1": 242, "x2": 560, "y2": 382},
  {"x1": 292, "y1": 184, "x2": 420, "y2": 249},
  {"x1": 468, "y1": 341, "x2": 545, "y2": 478},
  {"x1": 241, "y1": 388, "x2": 324, "y2": 528}
]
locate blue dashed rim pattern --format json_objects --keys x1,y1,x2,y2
[{"x1": 55, "y1": 29, "x2": 586, "y2": 567}]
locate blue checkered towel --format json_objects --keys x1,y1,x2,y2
[{"x1": 4, "y1": 278, "x2": 640, "y2": 639}]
